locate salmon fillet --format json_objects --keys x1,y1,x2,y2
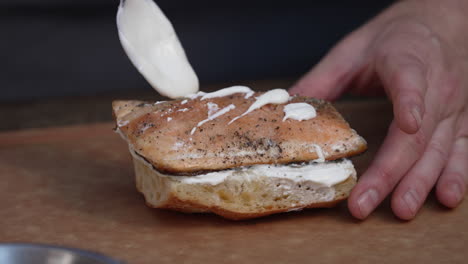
[{"x1": 112, "y1": 93, "x2": 367, "y2": 174}]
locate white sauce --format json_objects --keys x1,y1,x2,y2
[
  {"x1": 201, "y1": 86, "x2": 254, "y2": 100},
  {"x1": 191, "y1": 104, "x2": 236, "y2": 135},
  {"x1": 181, "y1": 99, "x2": 188, "y2": 105},
  {"x1": 229, "y1": 89, "x2": 290, "y2": 124},
  {"x1": 176, "y1": 159, "x2": 354, "y2": 187},
  {"x1": 158, "y1": 107, "x2": 174, "y2": 117},
  {"x1": 177, "y1": 108, "x2": 189, "y2": 112},
  {"x1": 206, "y1": 102, "x2": 219, "y2": 116},
  {"x1": 167, "y1": 117, "x2": 172, "y2": 122},
  {"x1": 312, "y1": 144, "x2": 326, "y2": 163},
  {"x1": 117, "y1": 120, "x2": 129, "y2": 127},
  {"x1": 283, "y1": 103, "x2": 316, "y2": 121},
  {"x1": 117, "y1": 0, "x2": 199, "y2": 98},
  {"x1": 186, "y1": 91, "x2": 207, "y2": 100}
]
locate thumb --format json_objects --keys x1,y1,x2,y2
[{"x1": 289, "y1": 31, "x2": 370, "y2": 100}]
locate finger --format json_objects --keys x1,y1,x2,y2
[
  {"x1": 348, "y1": 121, "x2": 422, "y2": 219},
  {"x1": 391, "y1": 117, "x2": 455, "y2": 220},
  {"x1": 289, "y1": 31, "x2": 370, "y2": 100},
  {"x1": 348, "y1": 117, "x2": 435, "y2": 219},
  {"x1": 375, "y1": 50, "x2": 428, "y2": 134},
  {"x1": 436, "y1": 136, "x2": 468, "y2": 208}
]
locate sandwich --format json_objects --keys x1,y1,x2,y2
[{"x1": 112, "y1": 87, "x2": 367, "y2": 220}]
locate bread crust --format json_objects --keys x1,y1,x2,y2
[
  {"x1": 149, "y1": 195, "x2": 346, "y2": 220},
  {"x1": 113, "y1": 93, "x2": 367, "y2": 174}
]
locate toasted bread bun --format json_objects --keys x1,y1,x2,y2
[
  {"x1": 113, "y1": 91, "x2": 366, "y2": 220},
  {"x1": 113, "y1": 93, "x2": 366, "y2": 174}
]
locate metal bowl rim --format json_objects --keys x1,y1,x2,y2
[{"x1": 0, "y1": 242, "x2": 122, "y2": 264}]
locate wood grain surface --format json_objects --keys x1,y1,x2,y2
[{"x1": 0, "y1": 100, "x2": 466, "y2": 264}]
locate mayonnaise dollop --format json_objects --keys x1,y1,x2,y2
[
  {"x1": 283, "y1": 103, "x2": 316, "y2": 121},
  {"x1": 117, "y1": 0, "x2": 199, "y2": 98}
]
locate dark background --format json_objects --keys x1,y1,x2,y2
[{"x1": 2, "y1": 0, "x2": 393, "y2": 102}]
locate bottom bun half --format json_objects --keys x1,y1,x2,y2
[{"x1": 131, "y1": 151, "x2": 357, "y2": 220}]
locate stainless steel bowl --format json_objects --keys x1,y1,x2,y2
[{"x1": 0, "y1": 243, "x2": 123, "y2": 264}]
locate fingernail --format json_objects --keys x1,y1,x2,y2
[
  {"x1": 450, "y1": 183, "x2": 463, "y2": 203},
  {"x1": 403, "y1": 190, "x2": 420, "y2": 215},
  {"x1": 357, "y1": 188, "x2": 379, "y2": 218},
  {"x1": 411, "y1": 106, "x2": 422, "y2": 128}
]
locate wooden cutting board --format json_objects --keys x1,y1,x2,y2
[{"x1": 0, "y1": 100, "x2": 466, "y2": 264}]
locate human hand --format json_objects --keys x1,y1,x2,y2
[{"x1": 289, "y1": 0, "x2": 468, "y2": 220}]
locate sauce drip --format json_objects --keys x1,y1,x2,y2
[{"x1": 229, "y1": 89, "x2": 290, "y2": 124}]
